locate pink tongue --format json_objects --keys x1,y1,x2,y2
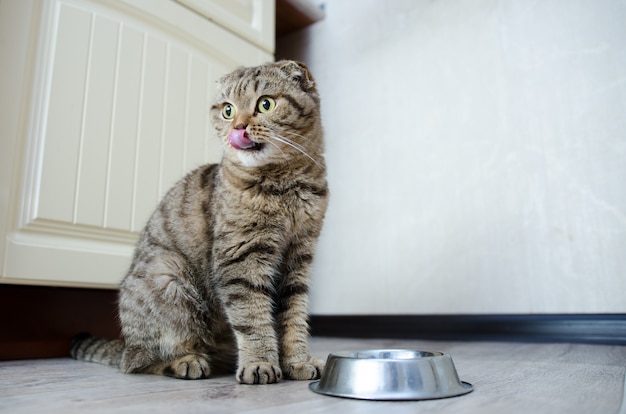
[{"x1": 228, "y1": 129, "x2": 256, "y2": 150}]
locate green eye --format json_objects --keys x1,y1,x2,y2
[
  {"x1": 257, "y1": 97, "x2": 276, "y2": 113},
  {"x1": 222, "y1": 104, "x2": 235, "y2": 119}
]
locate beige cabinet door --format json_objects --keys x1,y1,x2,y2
[
  {"x1": 175, "y1": 0, "x2": 275, "y2": 53},
  {"x1": 0, "y1": 0, "x2": 273, "y2": 288}
]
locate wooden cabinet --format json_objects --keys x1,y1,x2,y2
[{"x1": 0, "y1": 0, "x2": 274, "y2": 288}]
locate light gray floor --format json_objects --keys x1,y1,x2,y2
[{"x1": 1, "y1": 337, "x2": 625, "y2": 414}]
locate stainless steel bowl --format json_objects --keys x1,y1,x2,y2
[{"x1": 309, "y1": 349, "x2": 473, "y2": 401}]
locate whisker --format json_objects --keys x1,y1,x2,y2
[
  {"x1": 269, "y1": 133, "x2": 323, "y2": 170},
  {"x1": 274, "y1": 129, "x2": 325, "y2": 168},
  {"x1": 277, "y1": 129, "x2": 307, "y2": 140},
  {"x1": 265, "y1": 138, "x2": 286, "y2": 157},
  {"x1": 271, "y1": 133, "x2": 308, "y2": 154},
  {"x1": 217, "y1": 137, "x2": 229, "y2": 151}
]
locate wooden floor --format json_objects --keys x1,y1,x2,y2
[{"x1": 2, "y1": 337, "x2": 625, "y2": 414}]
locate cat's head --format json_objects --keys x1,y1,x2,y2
[{"x1": 211, "y1": 60, "x2": 323, "y2": 168}]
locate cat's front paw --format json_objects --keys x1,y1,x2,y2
[
  {"x1": 283, "y1": 355, "x2": 324, "y2": 380},
  {"x1": 237, "y1": 362, "x2": 282, "y2": 384}
]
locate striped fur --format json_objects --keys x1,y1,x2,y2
[{"x1": 70, "y1": 61, "x2": 328, "y2": 384}]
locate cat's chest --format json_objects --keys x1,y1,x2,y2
[
  {"x1": 231, "y1": 183, "x2": 326, "y2": 232},
  {"x1": 262, "y1": 185, "x2": 324, "y2": 224}
]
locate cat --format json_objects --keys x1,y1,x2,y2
[{"x1": 70, "y1": 60, "x2": 328, "y2": 385}]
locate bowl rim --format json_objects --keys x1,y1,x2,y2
[{"x1": 328, "y1": 349, "x2": 446, "y2": 360}]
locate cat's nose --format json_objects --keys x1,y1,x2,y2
[{"x1": 234, "y1": 123, "x2": 247, "y2": 130}]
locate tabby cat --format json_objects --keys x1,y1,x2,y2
[{"x1": 70, "y1": 60, "x2": 328, "y2": 385}]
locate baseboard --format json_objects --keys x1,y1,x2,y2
[
  {"x1": 3, "y1": 283, "x2": 624, "y2": 361},
  {"x1": 309, "y1": 314, "x2": 626, "y2": 345}
]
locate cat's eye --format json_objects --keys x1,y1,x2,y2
[
  {"x1": 222, "y1": 104, "x2": 235, "y2": 120},
  {"x1": 257, "y1": 96, "x2": 276, "y2": 113}
]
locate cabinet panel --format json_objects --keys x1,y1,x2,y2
[
  {"x1": 105, "y1": 25, "x2": 143, "y2": 231},
  {"x1": 175, "y1": 0, "x2": 275, "y2": 54},
  {"x1": 1, "y1": 0, "x2": 273, "y2": 288},
  {"x1": 75, "y1": 14, "x2": 119, "y2": 228},
  {"x1": 37, "y1": 3, "x2": 91, "y2": 225}
]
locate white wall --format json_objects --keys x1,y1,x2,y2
[{"x1": 277, "y1": 0, "x2": 626, "y2": 314}]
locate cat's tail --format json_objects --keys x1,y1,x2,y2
[{"x1": 70, "y1": 333, "x2": 124, "y2": 367}]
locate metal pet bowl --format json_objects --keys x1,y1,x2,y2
[{"x1": 309, "y1": 349, "x2": 473, "y2": 401}]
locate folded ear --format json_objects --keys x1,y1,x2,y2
[
  {"x1": 217, "y1": 66, "x2": 245, "y2": 88},
  {"x1": 277, "y1": 60, "x2": 317, "y2": 92}
]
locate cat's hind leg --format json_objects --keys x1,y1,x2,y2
[
  {"x1": 121, "y1": 346, "x2": 212, "y2": 379},
  {"x1": 119, "y1": 254, "x2": 216, "y2": 379},
  {"x1": 162, "y1": 354, "x2": 212, "y2": 379}
]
